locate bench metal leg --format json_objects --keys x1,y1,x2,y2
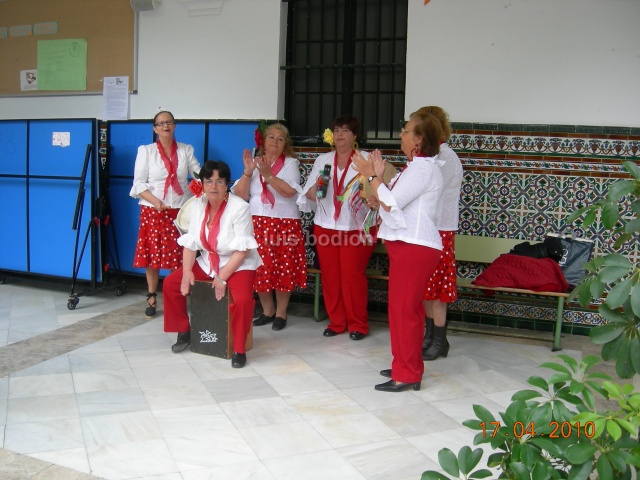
[
  {"x1": 314, "y1": 272, "x2": 321, "y2": 322},
  {"x1": 552, "y1": 297, "x2": 565, "y2": 351}
]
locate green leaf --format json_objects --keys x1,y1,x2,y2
[
  {"x1": 458, "y1": 446, "x2": 473, "y2": 475},
  {"x1": 615, "y1": 417, "x2": 638, "y2": 435},
  {"x1": 556, "y1": 354, "x2": 579, "y2": 370},
  {"x1": 596, "y1": 453, "x2": 613, "y2": 479},
  {"x1": 584, "y1": 208, "x2": 597, "y2": 227},
  {"x1": 603, "y1": 253, "x2": 632, "y2": 268},
  {"x1": 607, "y1": 179, "x2": 636, "y2": 200},
  {"x1": 601, "y1": 201, "x2": 620, "y2": 229},
  {"x1": 590, "y1": 324, "x2": 624, "y2": 344},
  {"x1": 528, "y1": 376, "x2": 549, "y2": 391},
  {"x1": 438, "y1": 448, "x2": 459, "y2": 477},
  {"x1": 622, "y1": 159, "x2": 640, "y2": 178},
  {"x1": 509, "y1": 462, "x2": 531, "y2": 480},
  {"x1": 606, "y1": 277, "x2": 633, "y2": 309},
  {"x1": 589, "y1": 279, "x2": 606, "y2": 299},
  {"x1": 565, "y1": 443, "x2": 597, "y2": 464},
  {"x1": 547, "y1": 373, "x2": 572, "y2": 384},
  {"x1": 620, "y1": 450, "x2": 640, "y2": 467},
  {"x1": 539, "y1": 361, "x2": 571, "y2": 375},
  {"x1": 582, "y1": 387, "x2": 595, "y2": 410},
  {"x1": 421, "y1": 472, "x2": 450, "y2": 480},
  {"x1": 606, "y1": 419, "x2": 623, "y2": 441},
  {"x1": 615, "y1": 338, "x2": 636, "y2": 379},
  {"x1": 529, "y1": 437, "x2": 563, "y2": 457},
  {"x1": 606, "y1": 450, "x2": 628, "y2": 474},
  {"x1": 577, "y1": 281, "x2": 593, "y2": 307},
  {"x1": 566, "y1": 206, "x2": 591, "y2": 224},
  {"x1": 567, "y1": 461, "x2": 594, "y2": 480},
  {"x1": 597, "y1": 304, "x2": 627, "y2": 323},
  {"x1": 512, "y1": 389, "x2": 543, "y2": 401},
  {"x1": 469, "y1": 469, "x2": 494, "y2": 479},
  {"x1": 630, "y1": 337, "x2": 640, "y2": 375},
  {"x1": 631, "y1": 283, "x2": 640, "y2": 318},
  {"x1": 598, "y1": 266, "x2": 630, "y2": 283},
  {"x1": 472, "y1": 404, "x2": 496, "y2": 424},
  {"x1": 624, "y1": 217, "x2": 640, "y2": 233}
]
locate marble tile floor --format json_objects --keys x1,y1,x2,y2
[{"x1": 0, "y1": 277, "x2": 592, "y2": 480}]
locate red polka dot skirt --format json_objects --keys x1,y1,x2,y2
[
  {"x1": 253, "y1": 216, "x2": 308, "y2": 292},
  {"x1": 133, "y1": 206, "x2": 183, "y2": 270},
  {"x1": 423, "y1": 230, "x2": 458, "y2": 302}
]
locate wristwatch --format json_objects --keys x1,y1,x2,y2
[
  {"x1": 367, "y1": 175, "x2": 377, "y2": 183},
  {"x1": 217, "y1": 277, "x2": 227, "y2": 286}
]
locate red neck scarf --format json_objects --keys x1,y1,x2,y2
[
  {"x1": 199, "y1": 199, "x2": 228, "y2": 275},
  {"x1": 332, "y1": 150, "x2": 354, "y2": 220},
  {"x1": 157, "y1": 140, "x2": 183, "y2": 199},
  {"x1": 260, "y1": 154, "x2": 285, "y2": 207}
]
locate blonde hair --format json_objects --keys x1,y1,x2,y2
[
  {"x1": 414, "y1": 106, "x2": 451, "y2": 142},
  {"x1": 261, "y1": 123, "x2": 298, "y2": 159}
]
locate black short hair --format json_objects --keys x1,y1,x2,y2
[
  {"x1": 199, "y1": 160, "x2": 231, "y2": 186},
  {"x1": 331, "y1": 115, "x2": 361, "y2": 141}
]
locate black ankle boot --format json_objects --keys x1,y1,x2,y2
[
  {"x1": 171, "y1": 331, "x2": 190, "y2": 353},
  {"x1": 422, "y1": 325, "x2": 449, "y2": 361},
  {"x1": 422, "y1": 317, "x2": 434, "y2": 350}
]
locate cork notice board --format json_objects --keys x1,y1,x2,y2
[{"x1": 0, "y1": 0, "x2": 134, "y2": 95}]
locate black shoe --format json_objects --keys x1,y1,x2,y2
[
  {"x1": 171, "y1": 331, "x2": 190, "y2": 353},
  {"x1": 231, "y1": 352, "x2": 247, "y2": 368},
  {"x1": 253, "y1": 314, "x2": 275, "y2": 326},
  {"x1": 423, "y1": 317, "x2": 434, "y2": 350},
  {"x1": 323, "y1": 328, "x2": 338, "y2": 337},
  {"x1": 423, "y1": 325, "x2": 450, "y2": 361},
  {"x1": 380, "y1": 369, "x2": 392, "y2": 378},
  {"x1": 272, "y1": 317, "x2": 287, "y2": 331},
  {"x1": 375, "y1": 379, "x2": 421, "y2": 392},
  {"x1": 349, "y1": 331, "x2": 366, "y2": 341},
  {"x1": 145, "y1": 292, "x2": 157, "y2": 318}
]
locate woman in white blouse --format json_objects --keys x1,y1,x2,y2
[
  {"x1": 299, "y1": 116, "x2": 375, "y2": 341},
  {"x1": 162, "y1": 161, "x2": 262, "y2": 368},
  {"x1": 130, "y1": 110, "x2": 200, "y2": 318},
  {"x1": 352, "y1": 111, "x2": 444, "y2": 392},
  {"x1": 232, "y1": 124, "x2": 307, "y2": 331}
]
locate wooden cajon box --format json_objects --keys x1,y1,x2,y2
[{"x1": 188, "y1": 280, "x2": 253, "y2": 359}]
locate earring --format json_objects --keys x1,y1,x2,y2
[{"x1": 352, "y1": 141, "x2": 359, "y2": 150}]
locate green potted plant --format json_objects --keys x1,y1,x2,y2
[{"x1": 421, "y1": 161, "x2": 640, "y2": 479}]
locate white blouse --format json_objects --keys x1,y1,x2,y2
[
  {"x1": 231, "y1": 156, "x2": 302, "y2": 219},
  {"x1": 436, "y1": 143, "x2": 463, "y2": 231},
  {"x1": 298, "y1": 150, "x2": 370, "y2": 231},
  {"x1": 178, "y1": 193, "x2": 262, "y2": 278},
  {"x1": 376, "y1": 156, "x2": 444, "y2": 250},
  {"x1": 130, "y1": 142, "x2": 201, "y2": 209}
]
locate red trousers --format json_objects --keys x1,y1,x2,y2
[
  {"x1": 314, "y1": 225, "x2": 376, "y2": 334},
  {"x1": 385, "y1": 241, "x2": 441, "y2": 383},
  {"x1": 163, "y1": 262, "x2": 256, "y2": 353}
]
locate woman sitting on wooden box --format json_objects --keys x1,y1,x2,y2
[{"x1": 162, "y1": 160, "x2": 262, "y2": 368}]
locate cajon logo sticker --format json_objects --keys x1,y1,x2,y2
[{"x1": 199, "y1": 330, "x2": 218, "y2": 343}]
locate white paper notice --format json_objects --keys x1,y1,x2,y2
[
  {"x1": 52, "y1": 132, "x2": 71, "y2": 147},
  {"x1": 102, "y1": 76, "x2": 129, "y2": 120},
  {"x1": 20, "y1": 70, "x2": 38, "y2": 91}
]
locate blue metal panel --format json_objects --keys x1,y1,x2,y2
[
  {"x1": 109, "y1": 178, "x2": 142, "y2": 275},
  {"x1": 174, "y1": 122, "x2": 206, "y2": 167},
  {"x1": 207, "y1": 122, "x2": 258, "y2": 181},
  {"x1": 108, "y1": 122, "x2": 151, "y2": 177},
  {"x1": 28, "y1": 120, "x2": 95, "y2": 177},
  {"x1": 0, "y1": 178, "x2": 27, "y2": 272},
  {"x1": 0, "y1": 121, "x2": 28, "y2": 175},
  {"x1": 29, "y1": 178, "x2": 93, "y2": 280}
]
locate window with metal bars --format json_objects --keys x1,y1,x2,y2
[{"x1": 282, "y1": 0, "x2": 407, "y2": 147}]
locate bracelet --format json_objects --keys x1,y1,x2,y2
[
  {"x1": 216, "y1": 277, "x2": 227, "y2": 286},
  {"x1": 242, "y1": 172, "x2": 252, "y2": 179},
  {"x1": 265, "y1": 175, "x2": 273, "y2": 183}
]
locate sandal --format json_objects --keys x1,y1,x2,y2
[{"x1": 145, "y1": 292, "x2": 157, "y2": 318}]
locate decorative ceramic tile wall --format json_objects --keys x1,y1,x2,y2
[{"x1": 296, "y1": 123, "x2": 640, "y2": 329}]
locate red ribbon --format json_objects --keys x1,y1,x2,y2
[
  {"x1": 156, "y1": 140, "x2": 184, "y2": 199},
  {"x1": 199, "y1": 199, "x2": 228, "y2": 275},
  {"x1": 260, "y1": 154, "x2": 285, "y2": 207},
  {"x1": 332, "y1": 150, "x2": 354, "y2": 220}
]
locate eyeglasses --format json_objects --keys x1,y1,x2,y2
[
  {"x1": 154, "y1": 121, "x2": 176, "y2": 127},
  {"x1": 203, "y1": 179, "x2": 226, "y2": 186},
  {"x1": 400, "y1": 127, "x2": 410, "y2": 136}
]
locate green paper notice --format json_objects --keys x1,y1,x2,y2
[{"x1": 37, "y1": 38, "x2": 87, "y2": 91}]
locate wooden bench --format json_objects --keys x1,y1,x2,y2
[{"x1": 307, "y1": 234, "x2": 570, "y2": 351}]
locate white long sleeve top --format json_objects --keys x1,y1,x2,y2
[
  {"x1": 436, "y1": 143, "x2": 463, "y2": 231},
  {"x1": 376, "y1": 156, "x2": 444, "y2": 250},
  {"x1": 177, "y1": 193, "x2": 262, "y2": 278},
  {"x1": 129, "y1": 142, "x2": 201, "y2": 208}
]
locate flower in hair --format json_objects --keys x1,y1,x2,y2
[
  {"x1": 323, "y1": 128, "x2": 334, "y2": 147},
  {"x1": 254, "y1": 120, "x2": 268, "y2": 151},
  {"x1": 188, "y1": 178, "x2": 203, "y2": 198}
]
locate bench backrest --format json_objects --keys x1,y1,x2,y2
[{"x1": 455, "y1": 234, "x2": 522, "y2": 264}]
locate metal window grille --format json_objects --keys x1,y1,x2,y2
[{"x1": 283, "y1": 0, "x2": 407, "y2": 147}]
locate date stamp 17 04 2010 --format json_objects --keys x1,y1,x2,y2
[{"x1": 480, "y1": 421, "x2": 596, "y2": 439}]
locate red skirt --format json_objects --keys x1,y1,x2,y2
[
  {"x1": 423, "y1": 230, "x2": 458, "y2": 302},
  {"x1": 133, "y1": 206, "x2": 183, "y2": 270},
  {"x1": 253, "y1": 216, "x2": 307, "y2": 292}
]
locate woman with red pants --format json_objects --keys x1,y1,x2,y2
[
  {"x1": 163, "y1": 161, "x2": 262, "y2": 368},
  {"x1": 299, "y1": 115, "x2": 375, "y2": 340},
  {"x1": 352, "y1": 111, "x2": 444, "y2": 392}
]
